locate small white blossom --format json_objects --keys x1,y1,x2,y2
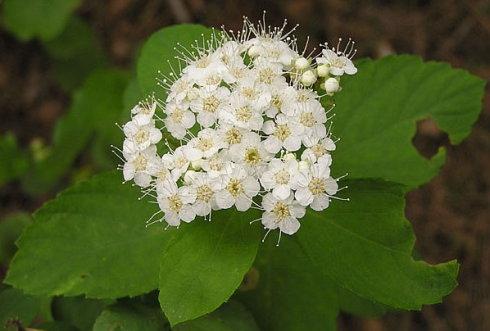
[
  {"x1": 260, "y1": 158, "x2": 299, "y2": 200},
  {"x1": 157, "y1": 179, "x2": 196, "y2": 226},
  {"x1": 262, "y1": 115, "x2": 303, "y2": 153},
  {"x1": 215, "y1": 165, "x2": 260, "y2": 211},
  {"x1": 164, "y1": 102, "x2": 195, "y2": 139},
  {"x1": 317, "y1": 48, "x2": 357, "y2": 76},
  {"x1": 261, "y1": 193, "x2": 305, "y2": 235},
  {"x1": 123, "y1": 145, "x2": 159, "y2": 188},
  {"x1": 190, "y1": 87, "x2": 230, "y2": 127},
  {"x1": 123, "y1": 119, "x2": 162, "y2": 151}
]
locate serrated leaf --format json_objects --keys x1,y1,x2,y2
[
  {"x1": 333, "y1": 55, "x2": 485, "y2": 187},
  {"x1": 7, "y1": 172, "x2": 176, "y2": 298},
  {"x1": 0, "y1": 288, "x2": 51, "y2": 330},
  {"x1": 93, "y1": 302, "x2": 167, "y2": 331},
  {"x1": 175, "y1": 301, "x2": 259, "y2": 331},
  {"x1": 21, "y1": 70, "x2": 129, "y2": 194},
  {"x1": 0, "y1": 213, "x2": 32, "y2": 266},
  {"x1": 158, "y1": 210, "x2": 261, "y2": 325},
  {"x1": 0, "y1": 133, "x2": 28, "y2": 187},
  {"x1": 240, "y1": 179, "x2": 456, "y2": 329},
  {"x1": 1, "y1": 0, "x2": 81, "y2": 41},
  {"x1": 137, "y1": 24, "x2": 213, "y2": 100}
]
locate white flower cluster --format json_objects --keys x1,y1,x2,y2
[{"x1": 119, "y1": 18, "x2": 357, "y2": 241}]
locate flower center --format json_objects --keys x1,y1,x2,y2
[
  {"x1": 258, "y1": 68, "x2": 275, "y2": 84},
  {"x1": 308, "y1": 177, "x2": 326, "y2": 195},
  {"x1": 331, "y1": 57, "x2": 346, "y2": 68},
  {"x1": 175, "y1": 156, "x2": 187, "y2": 169},
  {"x1": 274, "y1": 124, "x2": 291, "y2": 141},
  {"x1": 244, "y1": 148, "x2": 261, "y2": 165},
  {"x1": 272, "y1": 202, "x2": 290, "y2": 221},
  {"x1": 196, "y1": 185, "x2": 214, "y2": 203},
  {"x1": 168, "y1": 195, "x2": 183, "y2": 212},
  {"x1": 225, "y1": 128, "x2": 242, "y2": 145},
  {"x1": 135, "y1": 129, "x2": 149, "y2": 144},
  {"x1": 271, "y1": 95, "x2": 282, "y2": 109},
  {"x1": 134, "y1": 155, "x2": 147, "y2": 171},
  {"x1": 241, "y1": 87, "x2": 256, "y2": 99},
  {"x1": 236, "y1": 106, "x2": 253, "y2": 122},
  {"x1": 311, "y1": 144, "x2": 326, "y2": 158},
  {"x1": 299, "y1": 112, "x2": 315, "y2": 127},
  {"x1": 170, "y1": 109, "x2": 183, "y2": 123},
  {"x1": 197, "y1": 137, "x2": 214, "y2": 152},
  {"x1": 297, "y1": 91, "x2": 309, "y2": 102},
  {"x1": 203, "y1": 96, "x2": 220, "y2": 113},
  {"x1": 208, "y1": 156, "x2": 224, "y2": 171},
  {"x1": 227, "y1": 178, "x2": 243, "y2": 197},
  {"x1": 195, "y1": 56, "x2": 211, "y2": 68},
  {"x1": 274, "y1": 169, "x2": 290, "y2": 184},
  {"x1": 205, "y1": 75, "x2": 221, "y2": 85}
]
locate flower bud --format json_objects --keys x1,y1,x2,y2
[
  {"x1": 191, "y1": 159, "x2": 203, "y2": 171},
  {"x1": 183, "y1": 170, "x2": 197, "y2": 184},
  {"x1": 294, "y1": 57, "x2": 309, "y2": 70},
  {"x1": 301, "y1": 70, "x2": 317, "y2": 86},
  {"x1": 317, "y1": 64, "x2": 329, "y2": 77},
  {"x1": 323, "y1": 77, "x2": 340, "y2": 93}
]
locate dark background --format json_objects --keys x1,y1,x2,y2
[{"x1": 0, "y1": 1, "x2": 489, "y2": 330}]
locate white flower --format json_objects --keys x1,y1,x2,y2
[
  {"x1": 262, "y1": 114, "x2": 303, "y2": 153},
  {"x1": 215, "y1": 165, "x2": 260, "y2": 211},
  {"x1": 190, "y1": 86, "x2": 230, "y2": 127},
  {"x1": 131, "y1": 100, "x2": 156, "y2": 125},
  {"x1": 295, "y1": 159, "x2": 338, "y2": 211},
  {"x1": 185, "y1": 128, "x2": 225, "y2": 160},
  {"x1": 164, "y1": 102, "x2": 195, "y2": 139},
  {"x1": 183, "y1": 53, "x2": 227, "y2": 85},
  {"x1": 301, "y1": 137, "x2": 336, "y2": 163},
  {"x1": 167, "y1": 77, "x2": 194, "y2": 103},
  {"x1": 261, "y1": 193, "x2": 305, "y2": 235},
  {"x1": 229, "y1": 132, "x2": 272, "y2": 174},
  {"x1": 317, "y1": 48, "x2": 357, "y2": 76},
  {"x1": 220, "y1": 95, "x2": 263, "y2": 131},
  {"x1": 217, "y1": 124, "x2": 246, "y2": 148},
  {"x1": 295, "y1": 100, "x2": 327, "y2": 147},
  {"x1": 157, "y1": 179, "x2": 196, "y2": 226},
  {"x1": 264, "y1": 82, "x2": 296, "y2": 118},
  {"x1": 201, "y1": 150, "x2": 233, "y2": 178},
  {"x1": 185, "y1": 172, "x2": 224, "y2": 216},
  {"x1": 123, "y1": 145, "x2": 159, "y2": 188},
  {"x1": 123, "y1": 119, "x2": 162, "y2": 151},
  {"x1": 323, "y1": 77, "x2": 340, "y2": 93},
  {"x1": 260, "y1": 158, "x2": 299, "y2": 200},
  {"x1": 162, "y1": 146, "x2": 191, "y2": 179},
  {"x1": 234, "y1": 75, "x2": 271, "y2": 110}
]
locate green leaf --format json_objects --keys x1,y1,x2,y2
[
  {"x1": 175, "y1": 301, "x2": 259, "y2": 331},
  {"x1": 38, "y1": 321, "x2": 78, "y2": 331},
  {"x1": 240, "y1": 179, "x2": 456, "y2": 329},
  {"x1": 22, "y1": 70, "x2": 129, "y2": 194},
  {"x1": 0, "y1": 213, "x2": 32, "y2": 266},
  {"x1": 0, "y1": 288, "x2": 51, "y2": 330},
  {"x1": 7, "y1": 171, "x2": 176, "y2": 298},
  {"x1": 1, "y1": 0, "x2": 81, "y2": 41},
  {"x1": 137, "y1": 24, "x2": 213, "y2": 100},
  {"x1": 52, "y1": 296, "x2": 113, "y2": 331},
  {"x1": 239, "y1": 239, "x2": 338, "y2": 331},
  {"x1": 44, "y1": 16, "x2": 108, "y2": 91},
  {"x1": 0, "y1": 133, "x2": 28, "y2": 187},
  {"x1": 333, "y1": 55, "x2": 485, "y2": 187},
  {"x1": 93, "y1": 302, "x2": 167, "y2": 331},
  {"x1": 296, "y1": 179, "x2": 458, "y2": 310},
  {"x1": 159, "y1": 210, "x2": 261, "y2": 326}
]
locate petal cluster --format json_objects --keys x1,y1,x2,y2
[{"x1": 119, "y1": 18, "x2": 357, "y2": 240}]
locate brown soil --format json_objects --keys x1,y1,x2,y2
[{"x1": 1, "y1": 0, "x2": 489, "y2": 330}]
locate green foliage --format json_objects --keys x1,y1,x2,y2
[
  {"x1": 93, "y1": 302, "x2": 167, "y2": 331},
  {"x1": 159, "y1": 210, "x2": 261, "y2": 325},
  {"x1": 51, "y1": 296, "x2": 113, "y2": 331},
  {"x1": 0, "y1": 213, "x2": 31, "y2": 266},
  {"x1": 175, "y1": 301, "x2": 259, "y2": 331},
  {"x1": 332, "y1": 55, "x2": 485, "y2": 188},
  {"x1": 239, "y1": 180, "x2": 456, "y2": 330},
  {"x1": 137, "y1": 24, "x2": 213, "y2": 100},
  {"x1": 44, "y1": 16, "x2": 108, "y2": 91},
  {"x1": 0, "y1": 288, "x2": 51, "y2": 330},
  {"x1": 2, "y1": 0, "x2": 81, "y2": 41},
  {"x1": 4, "y1": 24, "x2": 486, "y2": 330},
  {"x1": 21, "y1": 69, "x2": 129, "y2": 195},
  {"x1": 6, "y1": 172, "x2": 175, "y2": 298},
  {"x1": 0, "y1": 133, "x2": 28, "y2": 187}
]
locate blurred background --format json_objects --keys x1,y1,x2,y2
[{"x1": 0, "y1": 0, "x2": 489, "y2": 330}]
